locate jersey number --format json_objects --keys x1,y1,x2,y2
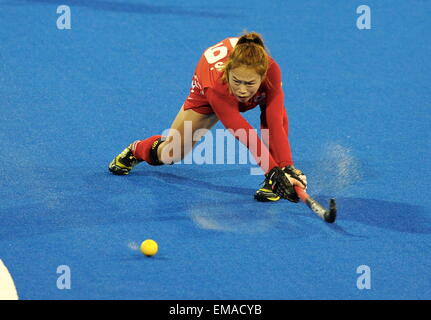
[{"x1": 203, "y1": 38, "x2": 238, "y2": 65}]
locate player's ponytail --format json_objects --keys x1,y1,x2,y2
[{"x1": 222, "y1": 31, "x2": 270, "y2": 84}]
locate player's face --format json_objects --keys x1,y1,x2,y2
[{"x1": 228, "y1": 66, "x2": 262, "y2": 103}]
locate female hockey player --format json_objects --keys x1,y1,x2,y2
[{"x1": 109, "y1": 32, "x2": 307, "y2": 202}]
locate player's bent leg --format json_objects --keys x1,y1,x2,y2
[
  {"x1": 108, "y1": 106, "x2": 218, "y2": 175},
  {"x1": 156, "y1": 107, "x2": 218, "y2": 164}
]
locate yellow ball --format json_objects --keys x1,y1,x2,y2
[{"x1": 140, "y1": 239, "x2": 158, "y2": 257}]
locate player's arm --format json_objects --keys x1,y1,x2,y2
[
  {"x1": 207, "y1": 89, "x2": 277, "y2": 172},
  {"x1": 206, "y1": 89, "x2": 298, "y2": 200},
  {"x1": 264, "y1": 63, "x2": 307, "y2": 190}
]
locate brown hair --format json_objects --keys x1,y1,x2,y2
[{"x1": 221, "y1": 31, "x2": 270, "y2": 84}]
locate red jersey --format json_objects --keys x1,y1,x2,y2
[{"x1": 183, "y1": 37, "x2": 294, "y2": 172}]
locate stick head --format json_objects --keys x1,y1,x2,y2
[{"x1": 324, "y1": 199, "x2": 337, "y2": 223}]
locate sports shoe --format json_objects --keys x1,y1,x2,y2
[
  {"x1": 254, "y1": 177, "x2": 281, "y2": 202},
  {"x1": 108, "y1": 144, "x2": 142, "y2": 175}
]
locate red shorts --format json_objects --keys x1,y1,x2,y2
[
  {"x1": 183, "y1": 90, "x2": 214, "y2": 115},
  {"x1": 183, "y1": 104, "x2": 213, "y2": 114}
]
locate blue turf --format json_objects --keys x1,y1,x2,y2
[{"x1": 0, "y1": 0, "x2": 430, "y2": 299}]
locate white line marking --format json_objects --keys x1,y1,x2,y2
[{"x1": 0, "y1": 259, "x2": 19, "y2": 300}]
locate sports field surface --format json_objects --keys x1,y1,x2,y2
[{"x1": 0, "y1": 0, "x2": 430, "y2": 300}]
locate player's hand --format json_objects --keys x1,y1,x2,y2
[
  {"x1": 265, "y1": 166, "x2": 299, "y2": 202},
  {"x1": 283, "y1": 165, "x2": 307, "y2": 191}
]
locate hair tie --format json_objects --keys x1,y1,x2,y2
[{"x1": 238, "y1": 37, "x2": 263, "y2": 47}]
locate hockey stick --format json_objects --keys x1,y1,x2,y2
[{"x1": 294, "y1": 186, "x2": 337, "y2": 223}]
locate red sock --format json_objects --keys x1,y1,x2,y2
[{"x1": 131, "y1": 135, "x2": 162, "y2": 164}]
